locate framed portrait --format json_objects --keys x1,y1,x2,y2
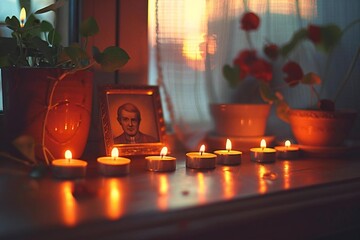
[{"x1": 99, "y1": 85, "x2": 166, "y2": 156}]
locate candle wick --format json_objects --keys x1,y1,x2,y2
[
  {"x1": 261, "y1": 147, "x2": 265, "y2": 151},
  {"x1": 200, "y1": 151, "x2": 203, "y2": 156},
  {"x1": 160, "y1": 154, "x2": 164, "y2": 159},
  {"x1": 227, "y1": 149, "x2": 230, "y2": 153}
]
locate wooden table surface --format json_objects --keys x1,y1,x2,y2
[{"x1": 1, "y1": 151, "x2": 360, "y2": 240}]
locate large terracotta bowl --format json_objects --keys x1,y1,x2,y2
[
  {"x1": 289, "y1": 109, "x2": 357, "y2": 146},
  {"x1": 210, "y1": 104, "x2": 270, "y2": 137}
]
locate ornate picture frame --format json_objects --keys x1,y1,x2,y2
[{"x1": 99, "y1": 85, "x2": 166, "y2": 156}]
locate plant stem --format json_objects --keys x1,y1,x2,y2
[
  {"x1": 334, "y1": 45, "x2": 360, "y2": 102},
  {"x1": 41, "y1": 71, "x2": 70, "y2": 165}
]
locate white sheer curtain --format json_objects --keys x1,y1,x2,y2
[{"x1": 151, "y1": 0, "x2": 360, "y2": 149}]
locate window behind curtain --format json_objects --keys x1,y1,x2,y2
[
  {"x1": 150, "y1": 0, "x2": 360, "y2": 146},
  {"x1": 0, "y1": 0, "x2": 55, "y2": 112}
]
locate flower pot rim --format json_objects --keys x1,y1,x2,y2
[{"x1": 289, "y1": 108, "x2": 357, "y2": 119}]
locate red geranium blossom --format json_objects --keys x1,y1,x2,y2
[
  {"x1": 263, "y1": 43, "x2": 279, "y2": 60},
  {"x1": 250, "y1": 59, "x2": 272, "y2": 83},
  {"x1": 282, "y1": 61, "x2": 304, "y2": 86},
  {"x1": 241, "y1": 12, "x2": 260, "y2": 31},
  {"x1": 308, "y1": 24, "x2": 322, "y2": 44},
  {"x1": 233, "y1": 50, "x2": 257, "y2": 79}
]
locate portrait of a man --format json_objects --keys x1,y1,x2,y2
[{"x1": 113, "y1": 102, "x2": 157, "y2": 144}]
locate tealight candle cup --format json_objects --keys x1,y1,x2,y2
[
  {"x1": 186, "y1": 152, "x2": 217, "y2": 169},
  {"x1": 52, "y1": 159, "x2": 87, "y2": 179},
  {"x1": 145, "y1": 156, "x2": 176, "y2": 172},
  {"x1": 214, "y1": 150, "x2": 242, "y2": 165},
  {"x1": 250, "y1": 147, "x2": 276, "y2": 163},
  {"x1": 275, "y1": 146, "x2": 300, "y2": 159},
  {"x1": 97, "y1": 157, "x2": 131, "y2": 176}
]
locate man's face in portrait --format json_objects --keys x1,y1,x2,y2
[{"x1": 119, "y1": 110, "x2": 140, "y2": 136}]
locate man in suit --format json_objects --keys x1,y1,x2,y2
[{"x1": 114, "y1": 103, "x2": 156, "y2": 144}]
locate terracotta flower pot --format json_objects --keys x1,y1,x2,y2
[
  {"x1": 2, "y1": 68, "x2": 93, "y2": 161},
  {"x1": 210, "y1": 104, "x2": 270, "y2": 137},
  {"x1": 289, "y1": 109, "x2": 357, "y2": 147}
]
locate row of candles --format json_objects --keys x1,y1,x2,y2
[{"x1": 52, "y1": 139, "x2": 299, "y2": 179}]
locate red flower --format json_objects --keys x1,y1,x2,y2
[
  {"x1": 308, "y1": 24, "x2": 322, "y2": 44},
  {"x1": 250, "y1": 59, "x2": 272, "y2": 83},
  {"x1": 241, "y1": 12, "x2": 260, "y2": 31},
  {"x1": 263, "y1": 43, "x2": 279, "y2": 60},
  {"x1": 233, "y1": 50, "x2": 258, "y2": 79},
  {"x1": 282, "y1": 61, "x2": 304, "y2": 86}
]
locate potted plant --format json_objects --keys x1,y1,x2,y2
[
  {"x1": 219, "y1": 11, "x2": 359, "y2": 147},
  {"x1": 0, "y1": 1, "x2": 130, "y2": 164},
  {"x1": 212, "y1": 12, "x2": 287, "y2": 138}
]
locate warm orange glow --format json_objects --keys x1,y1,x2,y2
[
  {"x1": 223, "y1": 167, "x2": 234, "y2": 199},
  {"x1": 197, "y1": 172, "x2": 206, "y2": 203},
  {"x1": 111, "y1": 147, "x2": 119, "y2": 158},
  {"x1": 160, "y1": 147, "x2": 168, "y2": 157},
  {"x1": 226, "y1": 139, "x2": 232, "y2": 151},
  {"x1": 158, "y1": 175, "x2": 169, "y2": 210},
  {"x1": 65, "y1": 150, "x2": 72, "y2": 160},
  {"x1": 20, "y1": 8, "x2": 26, "y2": 27},
  {"x1": 258, "y1": 165, "x2": 267, "y2": 194},
  {"x1": 260, "y1": 139, "x2": 266, "y2": 149},
  {"x1": 285, "y1": 140, "x2": 291, "y2": 148},
  {"x1": 106, "y1": 179, "x2": 123, "y2": 220},
  {"x1": 283, "y1": 161, "x2": 291, "y2": 189},
  {"x1": 61, "y1": 182, "x2": 77, "y2": 226}
]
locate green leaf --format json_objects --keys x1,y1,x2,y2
[
  {"x1": 222, "y1": 64, "x2": 240, "y2": 87},
  {"x1": 301, "y1": 72, "x2": 322, "y2": 85},
  {"x1": 63, "y1": 44, "x2": 90, "y2": 67},
  {"x1": 316, "y1": 24, "x2": 342, "y2": 53},
  {"x1": 40, "y1": 20, "x2": 54, "y2": 32},
  {"x1": 93, "y1": 46, "x2": 130, "y2": 72},
  {"x1": 259, "y1": 81, "x2": 277, "y2": 103},
  {"x1": 280, "y1": 28, "x2": 307, "y2": 57},
  {"x1": 35, "y1": 0, "x2": 66, "y2": 14},
  {"x1": 5, "y1": 16, "x2": 20, "y2": 31},
  {"x1": 48, "y1": 29, "x2": 61, "y2": 46},
  {"x1": 31, "y1": 36, "x2": 56, "y2": 64},
  {"x1": 80, "y1": 17, "x2": 99, "y2": 37}
]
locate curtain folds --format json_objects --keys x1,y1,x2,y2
[{"x1": 153, "y1": 0, "x2": 360, "y2": 149}]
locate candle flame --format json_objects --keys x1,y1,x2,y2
[
  {"x1": 260, "y1": 139, "x2": 266, "y2": 150},
  {"x1": 199, "y1": 144, "x2": 205, "y2": 155},
  {"x1": 226, "y1": 139, "x2": 232, "y2": 152},
  {"x1": 65, "y1": 150, "x2": 72, "y2": 161},
  {"x1": 20, "y1": 7, "x2": 26, "y2": 27},
  {"x1": 160, "y1": 146, "x2": 168, "y2": 158},
  {"x1": 285, "y1": 140, "x2": 291, "y2": 148},
  {"x1": 111, "y1": 147, "x2": 119, "y2": 158}
]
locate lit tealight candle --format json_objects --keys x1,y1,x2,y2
[
  {"x1": 186, "y1": 144, "x2": 217, "y2": 169},
  {"x1": 250, "y1": 139, "x2": 276, "y2": 163},
  {"x1": 214, "y1": 139, "x2": 242, "y2": 165},
  {"x1": 20, "y1": 7, "x2": 26, "y2": 28},
  {"x1": 275, "y1": 140, "x2": 300, "y2": 159},
  {"x1": 52, "y1": 150, "x2": 88, "y2": 179},
  {"x1": 145, "y1": 147, "x2": 176, "y2": 172},
  {"x1": 97, "y1": 147, "x2": 131, "y2": 176}
]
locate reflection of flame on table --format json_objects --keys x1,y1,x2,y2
[
  {"x1": 197, "y1": 172, "x2": 206, "y2": 203},
  {"x1": 106, "y1": 179, "x2": 124, "y2": 220},
  {"x1": 283, "y1": 161, "x2": 290, "y2": 189},
  {"x1": 61, "y1": 182, "x2": 77, "y2": 226},
  {"x1": 258, "y1": 165, "x2": 267, "y2": 194},
  {"x1": 223, "y1": 167, "x2": 235, "y2": 199},
  {"x1": 158, "y1": 175, "x2": 169, "y2": 210}
]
